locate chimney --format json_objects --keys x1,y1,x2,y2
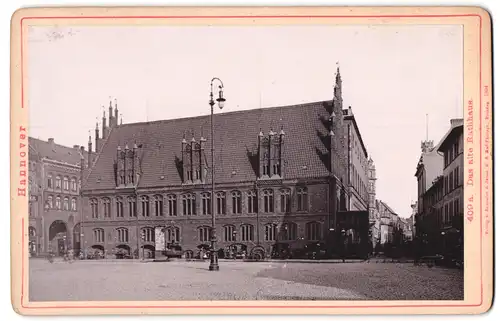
[
  {"x1": 48, "y1": 138, "x2": 55, "y2": 147},
  {"x1": 73, "y1": 145, "x2": 79, "y2": 149}
]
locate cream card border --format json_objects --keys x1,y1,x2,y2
[{"x1": 10, "y1": 6, "x2": 493, "y2": 315}]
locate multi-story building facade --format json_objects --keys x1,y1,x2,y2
[
  {"x1": 343, "y1": 106, "x2": 369, "y2": 211},
  {"x1": 377, "y1": 200, "x2": 397, "y2": 244},
  {"x1": 28, "y1": 137, "x2": 90, "y2": 256},
  {"x1": 81, "y1": 69, "x2": 356, "y2": 259},
  {"x1": 414, "y1": 118, "x2": 463, "y2": 256},
  {"x1": 414, "y1": 138, "x2": 443, "y2": 244},
  {"x1": 437, "y1": 119, "x2": 464, "y2": 255},
  {"x1": 367, "y1": 158, "x2": 380, "y2": 246}
]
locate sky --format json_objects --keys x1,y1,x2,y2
[{"x1": 27, "y1": 24, "x2": 463, "y2": 217}]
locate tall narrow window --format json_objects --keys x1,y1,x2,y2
[
  {"x1": 63, "y1": 197, "x2": 69, "y2": 210},
  {"x1": 167, "y1": 194, "x2": 177, "y2": 216},
  {"x1": 119, "y1": 170, "x2": 125, "y2": 185},
  {"x1": 201, "y1": 192, "x2": 211, "y2": 215},
  {"x1": 280, "y1": 189, "x2": 291, "y2": 213},
  {"x1": 47, "y1": 174, "x2": 53, "y2": 189},
  {"x1": 93, "y1": 228, "x2": 104, "y2": 243},
  {"x1": 264, "y1": 223, "x2": 278, "y2": 241},
  {"x1": 240, "y1": 224, "x2": 254, "y2": 241},
  {"x1": 216, "y1": 192, "x2": 226, "y2": 215},
  {"x1": 247, "y1": 190, "x2": 258, "y2": 214},
  {"x1": 128, "y1": 197, "x2": 137, "y2": 217},
  {"x1": 165, "y1": 226, "x2": 180, "y2": 243},
  {"x1": 198, "y1": 226, "x2": 211, "y2": 242},
  {"x1": 263, "y1": 189, "x2": 274, "y2": 213},
  {"x1": 281, "y1": 222, "x2": 297, "y2": 241},
  {"x1": 454, "y1": 167, "x2": 460, "y2": 188},
  {"x1": 141, "y1": 196, "x2": 150, "y2": 217},
  {"x1": 116, "y1": 197, "x2": 124, "y2": 218},
  {"x1": 231, "y1": 191, "x2": 242, "y2": 214},
  {"x1": 90, "y1": 198, "x2": 98, "y2": 218},
  {"x1": 449, "y1": 172, "x2": 454, "y2": 192},
  {"x1": 71, "y1": 178, "x2": 77, "y2": 191},
  {"x1": 141, "y1": 227, "x2": 155, "y2": 242},
  {"x1": 182, "y1": 193, "x2": 196, "y2": 216},
  {"x1": 103, "y1": 198, "x2": 111, "y2": 218},
  {"x1": 55, "y1": 176, "x2": 61, "y2": 189},
  {"x1": 55, "y1": 196, "x2": 61, "y2": 209},
  {"x1": 154, "y1": 195, "x2": 163, "y2": 216},
  {"x1": 63, "y1": 177, "x2": 69, "y2": 190},
  {"x1": 223, "y1": 225, "x2": 236, "y2": 242},
  {"x1": 297, "y1": 187, "x2": 308, "y2": 211},
  {"x1": 47, "y1": 195, "x2": 53, "y2": 209},
  {"x1": 306, "y1": 222, "x2": 321, "y2": 241},
  {"x1": 117, "y1": 228, "x2": 129, "y2": 243}
]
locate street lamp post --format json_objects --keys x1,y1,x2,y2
[{"x1": 208, "y1": 77, "x2": 226, "y2": 271}]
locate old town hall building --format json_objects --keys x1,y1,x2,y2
[{"x1": 79, "y1": 68, "x2": 370, "y2": 258}]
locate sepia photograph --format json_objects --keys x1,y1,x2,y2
[{"x1": 10, "y1": 6, "x2": 493, "y2": 315}]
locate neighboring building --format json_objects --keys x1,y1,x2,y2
[
  {"x1": 414, "y1": 118, "x2": 463, "y2": 256},
  {"x1": 343, "y1": 106, "x2": 369, "y2": 212},
  {"x1": 414, "y1": 138, "x2": 443, "y2": 243},
  {"x1": 377, "y1": 200, "x2": 397, "y2": 244},
  {"x1": 403, "y1": 215, "x2": 415, "y2": 241},
  {"x1": 436, "y1": 119, "x2": 464, "y2": 255},
  {"x1": 367, "y1": 158, "x2": 380, "y2": 246},
  {"x1": 80, "y1": 69, "x2": 356, "y2": 259},
  {"x1": 28, "y1": 137, "x2": 90, "y2": 256}
]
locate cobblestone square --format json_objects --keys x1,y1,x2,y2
[{"x1": 29, "y1": 259, "x2": 464, "y2": 301}]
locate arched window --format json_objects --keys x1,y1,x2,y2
[
  {"x1": 71, "y1": 177, "x2": 77, "y2": 191},
  {"x1": 154, "y1": 195, "x2": 163, "y2": 216},
  {"x1": 263, "y1": 189, "x2": 274, "y2": 213},
  {"x1": 116, "y1": 197, "x2": 124, "y2": 217},
  {"x1": 93, "y1": 228, "x2": 104, "y2": 243},
  {"x1": 55, "y1": 196, "x2": 61, "y2": 209},
  {"x1": 198, "y1": 226, "x2": 211, "y2": 242},
  {"x1": 281, "y1": 222, "x2": 297, "y2": 241},
  {"x1": 167, "y1": 194, "x2": 177, "y2": 216},
  {"x1": 29, "y1": 226, "x2": 36, "y2": 237},
  {"x1": 47, "y1": 195, "x2": 53, "y2": 209},
  {"x1": 201, "y1": 192, "x2": 211, "y2": 215},
  {"x1": 90, "y1": 198, "x2": 98, "y2": 218},
  {"x1": 47, "y1": 174, "x2": 53, "y2": 189},
  {"x1": 264, "y1": 223, "x2": 278, "y2": 241},
  {"x1": 141, "y1": 196, "x2": 150, "y2": 217},
  {"x1": 71, "y1": 198, "x2": 77, "y2": 211},
  {"x1": 297, "y1": 187, "x2": 308, "y2": 212},
  {"x1": 216, "y1": 192, "x2": 226, "y2": 215},
  {"x1": 63, "y1": 197, "x2": 69, "y2": 210},
  {"x1": 280, "y1": 189, "x2": 291, "y2": 213},
  {"x1": 116, "y1": 228, "x2": 129, "y2": 243},
  {"x1": 141, "y1": 227, "x2": 155, "y2": 242},
  {"x1": 63, "y1": 176, "x2": 69, "y2": 190},
  {"x1": 306, "y1": 222, "x2": 321, "y2": 241},
  {"x1": 240, "y1": 224, "x2": 254, "y2": 241},
  {"x1": 165, "y1": 226, "x2": 180, "y2": 243},
  {"x1": 223, "y1": 225, "x2": 236, "y2": 242},
  {"x1": 128, "y1": 197, "x2": 137, "y2": 217},
  {"x1": 103, "y1": 198, "x2": 111, "y2": 218},
  {"x1": 231, "y1": 191, "x2": 242, "y2": 214},
  {"x1": 182, "y1": 193, "x2": 196, "y2": 216},
  {"x1": 247, "y1": 190, "x2": 258, "y2": 214},
  {"x1": 55, "y1": 176, "x2": 61, "y2": 189}
]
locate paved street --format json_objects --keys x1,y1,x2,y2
[{"x1": 29, "y1": 259, "x2": 463, "y2": 301}]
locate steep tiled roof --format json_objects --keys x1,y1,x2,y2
[
  {"x1": 29, "y1": 137, "x2": 88, "y2": 166},
  {"x1": 84, "y1": 100, "x2": 336, "y2": 191}
]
